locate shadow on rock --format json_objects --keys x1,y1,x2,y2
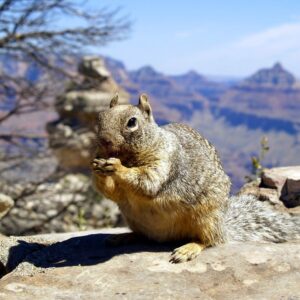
[{"x1": 6, "y1": 233, "x2": 178, "y2": 271}]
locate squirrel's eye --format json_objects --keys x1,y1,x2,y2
[{"x1": 127, "y1": 117, "x2": 137, "y2": 128}]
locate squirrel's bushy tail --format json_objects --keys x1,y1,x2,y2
[{"x1": 225, "y1": 195, "x2": 300, "y2": 243}]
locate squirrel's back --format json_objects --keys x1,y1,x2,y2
[{"x1": 162, "y1": 123, "x2": 231, "y2": 204}]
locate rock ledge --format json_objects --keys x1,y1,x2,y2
[{"x1": 0, "y1": 228, "x2": 299, "y2": 299}]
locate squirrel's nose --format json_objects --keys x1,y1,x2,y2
[{"x1": 99, "y1": 137, "x2": 113, "y2": 148}]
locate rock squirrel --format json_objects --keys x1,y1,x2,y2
[{"x1": 92, "y1": 94, "x2": 300, "y2": 263}]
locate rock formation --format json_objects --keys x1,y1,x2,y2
[
  {"x1": 47, "y1": 56, "x2": 129, "y2": 172},
  {"x1": 238, "y1": 166, "x2": 300, "y2": 215},
  {"x1": 0, "y1": 56, "x2": 129, "y2": 235}
]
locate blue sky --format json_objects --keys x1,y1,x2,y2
[{"x1": 87, "y1": 0, "x2": 300, "y2": 77}]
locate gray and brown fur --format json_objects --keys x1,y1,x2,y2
[{"x1": 92, "y1": 93, "x2": 300, "y2": 263}]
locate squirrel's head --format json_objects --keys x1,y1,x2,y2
[{"x1": 96, "y1": 93, "x2": 159, "y2": 160}]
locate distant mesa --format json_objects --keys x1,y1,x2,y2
[
  {"x1": 130, "y1": 65, "x2": 161, "y2": 80},
  {"x1": 240, "y1": 62, "x2": 296, "y2": 89},
  {"x1": 171, "y1": 70, "x2": 206, "y2": 85},
  {"x1": 137, "y1": 65, "x2": 159, "y2": 75}
]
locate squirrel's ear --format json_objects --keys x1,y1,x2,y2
[
  {"x1": 138, "y1": 93, "x2": 154, "y2": 122},
  {"x1": 110, "y1": 93, "x2": 119, "y2": 108}
]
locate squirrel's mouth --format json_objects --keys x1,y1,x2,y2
[{"x1": 98, "y1": 145, "x2": 120, "y2": 159}]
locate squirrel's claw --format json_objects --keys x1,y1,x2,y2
[
  {"x1": 169, "y1": 242, "x2": 205, "y2": 263},
  {"x1": 91, "y1": 158, "x2": 106, "y2": 170}
]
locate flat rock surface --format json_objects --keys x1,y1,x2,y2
[{"x1": 0, "y1": 228, "x2": 299, "y2": 300}]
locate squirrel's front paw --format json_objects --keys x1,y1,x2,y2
[
  {"x1": 169, "y1": 242, "x2": 206, "y2": 263},
  {"x1": 92, "y1": 158, "x2": 122, "y2": 175},
  {"x1": 92, "y1": 158, "x2": 106, "y2": 172}
]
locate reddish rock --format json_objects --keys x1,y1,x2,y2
[
  {"x1": 238, "y1": 180, "x2": 284, "y2": 210},
  {"x1": 262, "y1": 166, "x2": 300, "y2": 207}
]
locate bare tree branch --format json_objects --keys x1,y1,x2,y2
[{"x1": 0, "y1": 0, "x2": 130, "y2": 158}]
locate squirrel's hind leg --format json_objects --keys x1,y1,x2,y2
[{"x1": 169, "y1": 242, "x2": 206, "y2": 263}]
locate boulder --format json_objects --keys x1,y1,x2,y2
[
  {"x1": 262, "y1": 166, "x2": 300, "y2": 208},
  {"x1": 0, "y1": 228, "x2": 299, "y2": 299},
  {"x1": 239, "y1": 166, "x2": 300, "y2": 214},
  {"x1": 238, "y1": 179, "x2": 286, "y2": 212}
]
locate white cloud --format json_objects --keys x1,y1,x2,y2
[
  {"x1": 177, "y1": 22, "x2": 300, "y2": 76},
  {"x1": 235, "y1": 22, "x2": 300, "y2": 52}
]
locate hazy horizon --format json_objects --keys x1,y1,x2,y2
[
  {"x1": 82, "y1": 0, "x2": 300, "y2": 77},
  {"x1": 104, "y1": 56, "x2": 299, "y2": 81}
]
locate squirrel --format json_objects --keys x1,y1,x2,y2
[{"x1": 91, "y1": 93, "x2": 300, "y2": 263}]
